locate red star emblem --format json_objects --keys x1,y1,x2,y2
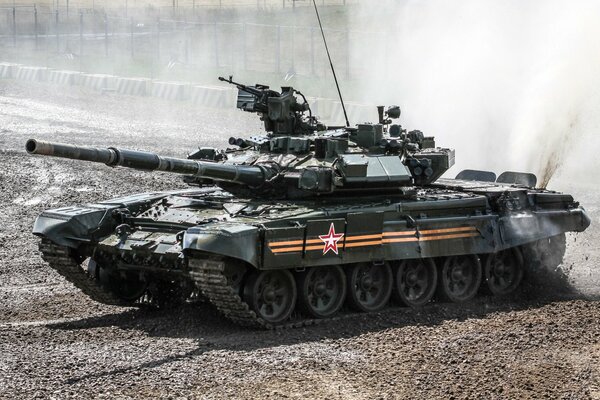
[{"x1": 319, "y1": 223, "x2": 344, "y2": 255}]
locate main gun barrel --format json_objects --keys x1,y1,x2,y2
[{"x1": 26, "y1": 139, "x2": 267, "y2": 186}]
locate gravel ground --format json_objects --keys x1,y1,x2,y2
[{"x1": 0, "y1": 81, "x2": 599, "y2": 399}]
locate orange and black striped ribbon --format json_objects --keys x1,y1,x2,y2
[{"x1": 268, "y1": 226, "x2": 479, "y2": 254}]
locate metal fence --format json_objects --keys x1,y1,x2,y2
[
  {"x1": 0, "y1": 1, "x2": 386, "y2": 86},
  {"x1": 0, "y1": 1, "x2": 353, "y2": 13}
]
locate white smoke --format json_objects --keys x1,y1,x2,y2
[{"x1": 350, "y1": 0, "x2": 600, "y2": 187}]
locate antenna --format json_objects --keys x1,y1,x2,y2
[{"x1": 311, "y1": 0, "x2": 350, "y2": 128}]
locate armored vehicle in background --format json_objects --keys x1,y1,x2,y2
[{"x1": 27, "y1": 77, "x2": 590, "y2": 328}]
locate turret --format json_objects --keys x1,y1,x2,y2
[
  {"x1": 26, "y1": 134, "x2": 454, "y2": 201},
  {"x1": 26, "y1": 78, "x2": 456, "y2": 199}
]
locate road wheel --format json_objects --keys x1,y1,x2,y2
[
  {"x1": 438, "y1": 255, "x2": 482, "y2": 303},
  {"x1": 484, "y1": 248, "x2": 524, "y2": 295},
  {"x1": 394, "y1": 259, "x2": 437, "y2": 307},
  {"x1": 297, "y1": 266, "x2": 346, "y2": 318},
  {"x1": 346, "y1": 262, "x2": 393, "y2": 312},
  {"x1": 243, "y1": 270, "x2": 297, "y2": 325}
]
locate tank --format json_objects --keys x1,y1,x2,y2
[{"x1": 26, "y1": 77, "x2": 591, "y2": 329}]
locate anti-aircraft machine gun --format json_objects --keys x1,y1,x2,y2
[
  {"x1": 218, "y1": 75, "x2": 325, "y2": 136},
  {"x1": 26, "y1": 74, "x2": 454, "y2": 200}
]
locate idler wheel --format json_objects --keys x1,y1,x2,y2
[
  {"x1": 438, "y1": 255, "x2": 482, "y2": 303},
  {"x1": 297, "y1": 266, "x2": 346, "y2": 318},
  {"x1": 346, "y1": 262, "x2": 393, "y2": 312},
  {"x1": 484, "y1": 248, "x2": 524, "y2": 295},
  {"x1": 393, "y1": 259, "x2": 437, "y2": 307},
  {"x1": 243, "y1": 270, "x2": 297, "y2": 325},
  {"x1": 91, "y1": 259, "x2": 147, "y2": 302}
]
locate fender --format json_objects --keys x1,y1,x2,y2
[
  {"x1": 33, "y1": 191, "x2": 175, "y2": 248},
  {"x1": 183, "y1": 223, "x2": 260, "y2": 267},
  {"x1": 499, "y1": 208, "x2": 591, "y2": 247},
  {"x1": 33, "y1": 205, "x2": 115, "y2": 248}
]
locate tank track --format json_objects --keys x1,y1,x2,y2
[
  {"x1": 189, "y1": 241, "x2": 567, "y2": 330},
  {"x1": 38, "y1": 239, "x2": 126, "y2": 306},
  {"x1": 189, "y1": 258, "x2": 348, "y2": 329},
  {"x1": 39, "y1": 238, "x2": 567, "y2": 329}
]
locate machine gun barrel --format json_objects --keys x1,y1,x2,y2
[
  {"x1": 218, "y1": 76, "x2": 263, "y2": 97},
  {"x1": 25, "y1": 139, "x2": 267, "y2": 186}
]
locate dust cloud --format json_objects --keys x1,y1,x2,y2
[{"x1": 349, "y1": 0, "x2": 600, "y2": 187}]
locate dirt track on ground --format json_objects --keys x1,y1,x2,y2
[{"x1": 0, "y1": 81, "x2": 599, "y2": 399}]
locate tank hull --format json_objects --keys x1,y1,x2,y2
[{"x1": 33, "y1": 180, "x2": 590, "y2": 328}]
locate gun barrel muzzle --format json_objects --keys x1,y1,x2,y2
[{"x1": 26, "y1": 139, "x2": 118, "y2": 165}]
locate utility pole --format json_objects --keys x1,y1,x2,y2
[
  {"x1": 130, "y1": 17, "x2": 134, "y2": 59},
  {"x1": 79, "y1": 11, "x2": 83, "y2": 71},
  {"x1": 55, "y1": 8, "x2": 60, "y2": 53},
  {"x1": 276, "y1": 25, "x2": 281, "y2": 73},
  {"x1": 213, "y1": 22, "x2": 219, "y2": 67},
  {"x1": 156, "y1": 16, "x2": 160, "y2": 64},
  {"x1": 34, "y1": 4, "x2": 39, "y2": 50},
  {"x1": 104, "y1": 13, "x2": 108, "y2": 56},
  {"x1": 12, "y1": 7, "x2": 16, "y2": 47}
]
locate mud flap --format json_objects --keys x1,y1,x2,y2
[
  {"x1": 455, "y1": 169, "x2": 496, "y2": 182},
  {"x1": 497, "y1": 171, "x2": 537, "y2": 187}
]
